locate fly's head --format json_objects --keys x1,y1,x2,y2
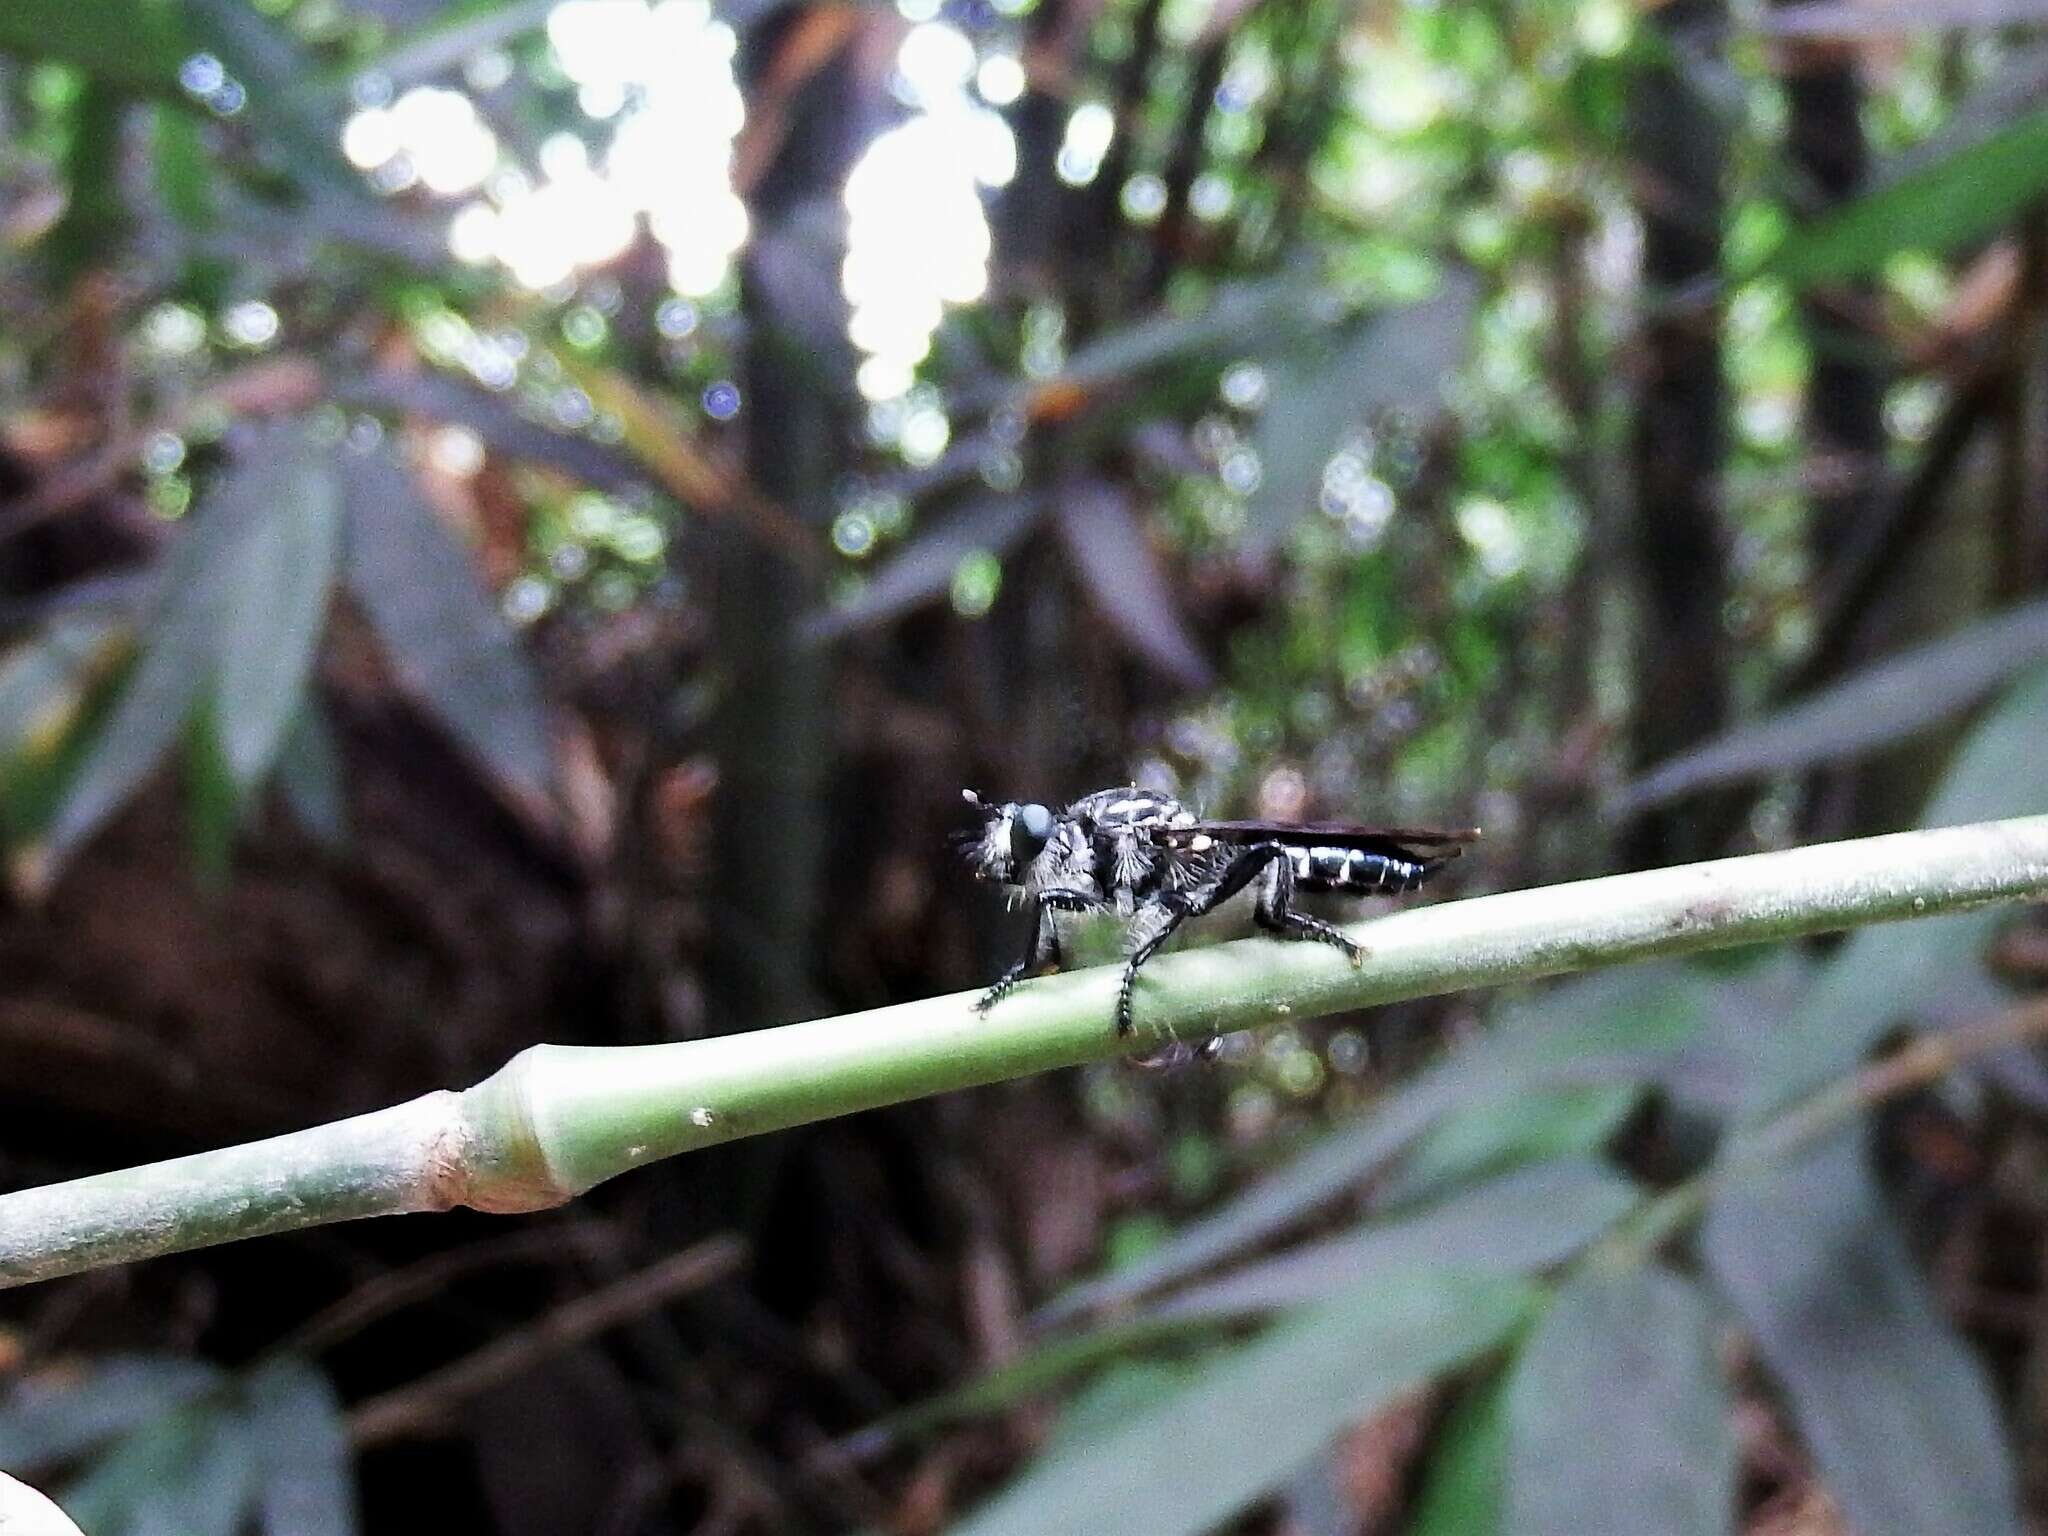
[{"x1": 961, "y1": 790, "x2": 1095, "y2": 898}]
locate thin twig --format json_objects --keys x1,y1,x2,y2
[
  {"x1": 1604, "y1": 997, "x2": 2048, "y2": 1262},
  {"x1": 282, "y1": 1218, "x2": 624, "y2": 1358},
  {"x1": 1779, "y1": 360, "x2": 2004, "y2": 703},
  {"x1": 347, "y1": 1234, "x2": 746, "y2": 1447}
]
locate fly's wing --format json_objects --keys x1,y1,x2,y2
[{"x1": 1166, "y1": 820, "x2": 1481, "y2": 863}]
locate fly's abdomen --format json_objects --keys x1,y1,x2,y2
[{"x1": 1288, "y1": 844, "x2": 1433, "y2": 895}]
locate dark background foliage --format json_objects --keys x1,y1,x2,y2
[{"x1": 3, "y1": 0, "x2": 2048, "y2": 1531}]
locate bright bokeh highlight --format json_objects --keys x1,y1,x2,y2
[
  {"x1": 841, "y1": 21, "x2": 1014, "y2": 405},
  {"x1": 341, "y1": 0, "x2": 747, "y2": 295}
]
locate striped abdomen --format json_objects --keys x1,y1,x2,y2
[{"x1": 1287, "y1": 844, "x2": 1435, "y2": 895}]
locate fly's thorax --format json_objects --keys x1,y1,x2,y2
[{"x1": 1068, "y1": 787, "x2": 1195, "y2": 835}]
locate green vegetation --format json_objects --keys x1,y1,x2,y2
[{"x1": 3, "y1": 0, "x2": 2048, "y2": 1531}]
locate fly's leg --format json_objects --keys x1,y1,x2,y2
[
  {"x1": 1117, "y1": 842, "x2": 1304, "y2": 1035},
  {"x1": 1246, "y1": 850, "x2": 1366, "y2": 966},
  {"x1": 1116, "y1": 895, "x2": 1194, "y2": 1037},
  {"x1": 976, "y1": 889, "x2": 1099, "y2": 1014}
]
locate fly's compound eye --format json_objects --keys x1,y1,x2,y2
[{"x1": 1010, "y1": 803, "x2": 1054, "y2": 866}]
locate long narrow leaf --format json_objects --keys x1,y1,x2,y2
[
  {"x1": 40, "y1": 579, "x2": 216, "y2": 876},
  {"x1": 1053, "y1": 484, "x2": 1211, "y2": 687},
  {"x1": 0, "y1": 618, "x2": 124, "y2": 759},
  {"x1": 879, "y1": 1160, "x2": 1629, "y2": 1453},
  {"x1": 1409, "y1": 1372, "x2": 1508, "y2": 1536},
  {"x1": 1505, "y1": 1264, "x2": 1734, "y2": 1535},
  {"x1": 38, "y1": 426, "x2": 346, "y2": 875},
  {"x1": 955, "y1": 273, "x2": 1324, "y2": 415},
  {"x1": 341, "y1": 447, "x2": 555, "y2": 808},
  {"x1": 1766, "y1": 107, "x2": 2048, "y2": 286},
  {"x1": 1703, "y1": 1132, "x2": 2017, "y2": 1535},
  {"x1": 1151, "y1": 1159, "x2": 1639, "y2": 1320},
  {"x1": 858, "y1": 1317, "x2": 1227, "y2": 1449},
  {"x1": 950, "y1": 1271, "x2": 1535, "y2": 1536},
  {"x1": 335, "y1": 372, "x2": 650, "y2": 494},
  {"x1": 1036, "y1": 964, "x2": 1711, "y2": 1324},
  {"x1": 1377, "y1": 1083, "x2": 1643, "y2": 1207},
  {"x1": 1611, "y1": 600, "x2": 2048, "y2": 818},
  {"x1": 800, "y1": 495, "x2": 1042, "y2": 642},
  {"x1": 0, "y1": 0, "x2": 188, "y2": 92},
  {"x1": 214, "y1": 450, "x2": 343, "y2": 791},
  {"x1": 0, "y1": 1357, "x2": 225, "y2": 1470},
  {"x1": 59, "y1": 1400, "x2": 259, "y2": 1536},
  {"x1": 243, "y1": 1360, "x2": 357, "y2": 1536},
  {"x1": 274, "y1": 701, "x2": 348, "y2": 850},
  {"x1": 180, "y1": 0, "x2": 360, "y2": 198},
  {"x1": 1750, "y1": 663, "x2": 2048, "y2": 1110},
  {"x1": 1249, "y1": 270, "x2": 1479, "y2": 545}
]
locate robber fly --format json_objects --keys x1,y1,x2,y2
[{"x1": 962, "y1": 785, "x2": 1477, "y2": 1038}]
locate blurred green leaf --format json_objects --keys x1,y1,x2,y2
[
  {"x1": 0, "y1": 1356, "x2": 225, "y2": 1471},
  {"x1": 999, "y1": 273, "x2": 1327, "y2": 410},
  {"x1": 1409, "y1": 1370, "x2": 1507, "y2": 1536},
  {"x1": 36, "y1": 427, "x2": 341, "y2": 878},
  {"x1": 1038, "y1": 1355, "x2": 1222, "y2": 1455},
  {"x1": 1504, "y1": 1264, "x2": 1734, "y2": 1535},
  {"x1": 179, "y1": 0, "x2": 354, "y2": 198},
  {"x1": 214, "y1": 453, "x2": 341, "y2": 791},
  {"x1": 864, "y1": 1317, "x2": 1225, "y2": 1449},
  {"x1": 48, "y1": 82, "x2": 128, "y2": 288},
  {"x1": 1704, "y1": 1132, "x2": 2017, "y2": 1535},
  {"x1": 172, "y1": 0, "x2": 444, "y2": 267},
  {"x1": 152, "y1": 103, "x2": 217, "y2": 230},
  {"x1": 1037, "y1": 964, "x2": 1711, "y2": 1325},
  {"x1": 1750, "y1": 662, "x2": 2048, "y2": 1110},
  {"x1": 0, "y1": 635, "x2": 129, "y2": 852},
  {"x1": 0, "y1": 0, "x2": 189, "y2": 92},
  {"x1": 1053, "y1": 482, "x2": 1211, "y2": 688},
  {"x1": 1378, "y1": 1083, "x2": 1643, "y2": 1207},
  {"x1": 1766, "y1": 108, "x2": 2048, "y2": 285},
  {"x1": 1248, "y1": 268, "x2": 1479, "y2": 545},
  {"x1": 0, "y1": 618, "x2": 122, "y2": 760},
  {"x1": 60, "y1": 1399, "x2": 258, "y2": 1536},
  {"x1": 334, "y1": 372, "x2": 651, "y2": 493},
  {"x1": 183, "y1": 695, "x2": 239, "y2": 890},
  {"x1": 1152, "y1": 1159, "x2": 1640, "y2": 1320},
  {"x1": 275, "y1": 699, "x2": 348, "y2": 850},
  {"x1": 879, "y1": 1162, "x2": 1628, "y2": 1454},
  {"x1": 342, "y1": 446, "x2": 555, "y2": 809},
  {"x1": 1611, "y1": 600, "x2": 2048, "y2": 818},
  {"x1": 950, "y1": 1271, "x2": 1535, "y2": 1536},
  {"x1": 39, "y1": 587, "x2": 211, "y2": 878},
  {"x1": 6, "y1": 1359, "x2": 351, "y2": 1536},
  {"x1": 1875, "y1": 43, "x2": 2048, "y2": 193},
  {"x1": 243, "y1": 1359, "x2": 356, "y2": 1536},
  {"x1": 801, "y1": 495, "x2": 1043, "y2": 643},
  {"x1": 354, "y1": 0, "x2": 555, "y2": 91}
]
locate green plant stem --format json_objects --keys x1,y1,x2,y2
[{"x1": 4, "y1": 815, "x2": 2048, "y2": 1289}]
